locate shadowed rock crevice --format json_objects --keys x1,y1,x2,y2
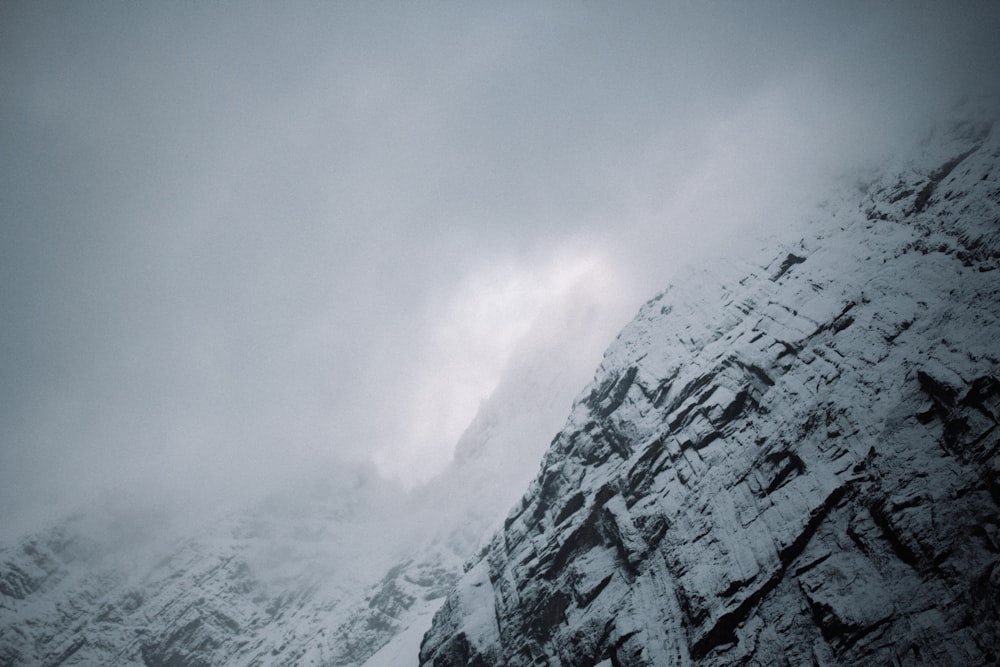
[
  {"x1": 911, "y1": 147, "x2": 981, "y2": 215},
  {"x1": 771, "y1": 253, "x2": 807, "y2": 281}
]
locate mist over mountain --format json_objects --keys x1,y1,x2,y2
[
  {"x1": 0, "y1": 274, "x2": 621, "y2": 666},
  {"x1": 421, "y1": 108, "x2": 1000, "y2": 665},
  {"x1": 4, "y1": 1, "x2": 1000, "y2": 540},
  {"x1": 3, "y1": 2, "x2": 1000, "y2": 666},
  {"x1": 4, "y1": 102, "x2": 1000, "y2": 666}
]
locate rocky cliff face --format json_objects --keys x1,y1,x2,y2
[{"x1": 420, "y1": 115, "x2": 1000, "y2": 665}]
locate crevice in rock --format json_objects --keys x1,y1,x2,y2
[
  {"x1": 576, "y1": 573, "x2": 613, "y2": 608},
  {"x1": 771, "y1": 253, "x2": 807, "y2": 281},
  {"x1": 690, "y1": 484, "x2": 848, "y2": 659},
  {"x1": 718, "y1": 390, "x2": 752, "y2": 425},
  {"x1": 803, "y1": 596, "x2": 891, "y2": 651},
  {"x1": 609, "y1": 630, "x2": 641, "y2": 667},
  {"x1": 917, "y1": 371, "x2": 957, "y2": 408},
  {"x1": 764, "y1": 451, "x2": 807, "y2": 495},
  {"x1": 541, "y1": 487, "x2": 615, "y2": 580},
  {"x1": 910, "y1": 147, "x2": 980, "y2": 215},
  {"x1": 868, "y1": 500, "x2": 919, "y2": 567},
  {"x1": 554, "y1": 493, "x2": 586, "y2": 527},
  {"x1": 587, "y1": 367, "x2": 639, "y2": 419}
]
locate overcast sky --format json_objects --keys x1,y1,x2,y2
[{"x1": 2, "y1": 1, "x2": 999, "y2": 538}]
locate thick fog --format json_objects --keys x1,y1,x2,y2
[{"x1": 2, "y1": 1, "x2": 999, "y2": 539}]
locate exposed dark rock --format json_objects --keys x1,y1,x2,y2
[
  {"x1": 771, "y1": 253, "x2": 807, "y2": 281},
  {"x1": 911, "y1": 148, "x2": 980, "y2": 215}
]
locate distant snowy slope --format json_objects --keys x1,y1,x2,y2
[
  {"x1": 0, "y1": 466, "x2": 408, "y2": 666},
  {"x1": 0, "y1": 264, "x2": 622, "y2": 667}
]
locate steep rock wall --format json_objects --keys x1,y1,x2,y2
[{"x1": 420, "y1": 117, "x2": 1000, "y2": 666}]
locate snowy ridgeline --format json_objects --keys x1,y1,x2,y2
[{"x1": 420, "y1": 116, "x2": 1000, "y2": 665}]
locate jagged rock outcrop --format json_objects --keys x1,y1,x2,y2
[{"x1": 420, "y1": 114, "x2": 1000, "y2": 665}]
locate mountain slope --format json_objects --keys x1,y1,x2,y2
[
  {"x1": 0, "y1": 273, "x2": 618, "y2": 667},
  {"x1": 0, "y1": 468, "x2": 410, "y2": 667},
  {"x1": 420, "y1": 114, "x2": 1000, "y2": 665}
]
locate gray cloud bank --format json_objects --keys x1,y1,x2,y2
[{"x1": 2, "y1": 1, "x2": 999, "y2": 538}]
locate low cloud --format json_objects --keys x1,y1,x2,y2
[{"x1": 1, "y1": 1, "x2": 998, "y2": 538}]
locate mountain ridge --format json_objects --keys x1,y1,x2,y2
[
  {"x1": 2, "y1": 109, "x2": 998, "y2": 666},
  {"x1": 419, "y1": 112, "x2": 1000, "y2": 665}
]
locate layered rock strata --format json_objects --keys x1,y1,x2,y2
[{"x1": 420, "y1": 117, "x2": 1000, "y2": 665}]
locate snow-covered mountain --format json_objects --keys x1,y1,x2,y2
[
  {"x1": 4, "y1": 108, "x2": 999, "y2": 667},
  {"x1": 420, "y1": 113, "x2": 1000, "y2": 665},
  {"x1": 0, "y1": 466, "x2": 404, "y2": 666},
  {"x1": 0, "y1": 276, "x2": 616, "y2": 666}
]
